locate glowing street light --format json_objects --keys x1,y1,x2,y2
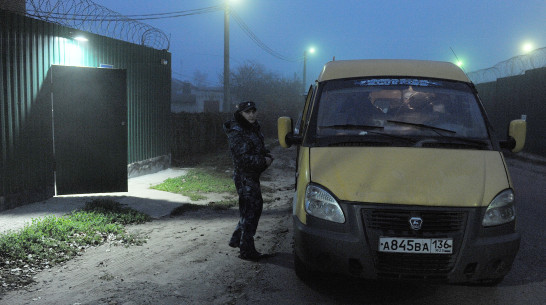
[
  {"x1": 456, "y1": 60, "x2": 463, "y2": 67},
  {"x1": 303, "y1": 47, "x2": 316, "y2": 94},
  {"x1": 522, "y1": 42, "x2": 534, "y2": 54}
]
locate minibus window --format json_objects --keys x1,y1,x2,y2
[{"x1": 312, "y1": 78, "x2": 490, "y2": 147}]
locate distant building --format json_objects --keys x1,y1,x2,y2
[{"x1": 171, "y1": 79, "x2": 225, "y2": 113}]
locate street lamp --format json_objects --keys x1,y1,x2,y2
[
  {"x1": 522, "y1": 42, "x2": 533, "y2": 54},
  {"x1": 302, "y1": 47, "x2": 315, "y2": 94}
]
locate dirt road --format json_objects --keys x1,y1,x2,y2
[{"x1": 0, "y1": 146, "x2": 297, "y2": 305}]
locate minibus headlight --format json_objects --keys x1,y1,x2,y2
[
  {"x1": 482, "y1": 189, "x2": 516, "y2": 227},
  {"x1": 305, "y1": 185, "x2": 345, "y2": 223}
]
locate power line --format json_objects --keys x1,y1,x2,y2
[
  {"x1": 26, "y1": 1, "x2": 301, "y2": 63},
  {"x1": 26, "y1": 6, "x2": 223, "y2": 21},
  {"x1": 230, "y1": 10, "x2": 302, "y2": 63},
  {"x1": 28, "y1": 5, "x2": 223, "y2": 18}
]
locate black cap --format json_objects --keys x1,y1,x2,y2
[{"x1": 236, "y1": 101, "x2": 256, "y2": 113}]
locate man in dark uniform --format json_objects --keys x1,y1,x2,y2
[{"x1": 223, "y1": 101, "x2": 273, "y2": 260}]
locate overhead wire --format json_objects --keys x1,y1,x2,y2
[
  {"x1": 26, "y1": 1, "x2": 301, "y2": 64},
  {"x1": 26, "y1": 5, "x2": 224, "y2": 21},
  {"x1": 27, "y1": 5, "x2": 224, "y2": 18},
  {"x1": 230, "y1": 10, "x2": 302, "y2": 63}
]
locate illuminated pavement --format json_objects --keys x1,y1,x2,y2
[{"x1": 0, "y1": 168, "x2": 189, "y2": 234}]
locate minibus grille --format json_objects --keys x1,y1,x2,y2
[
  {"x1": 361, "y1": 208, "x2": 467, "y2": 277},
  {"x1": 363, "y1": 209, "x2": 466, "y2": 234}
]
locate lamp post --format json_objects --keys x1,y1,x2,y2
[
  {"x1": 302, "y1": 47, "x2": 315, "y2": 94},
  {"x1": 223, "y1": 2, "x2": 230, "y2": 112}
]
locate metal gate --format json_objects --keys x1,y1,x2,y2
[{"x1": 51, "y1": 65, "x2": 127, "y2": 195}]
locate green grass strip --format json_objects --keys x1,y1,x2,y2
[
  {"x1": 151, "y1": 168, "x2": 236, "y2": 200},
  {"x1": 0, "y1": 199, "x2": 150, "y2": 267}
]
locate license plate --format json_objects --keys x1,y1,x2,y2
[{"x1": 379, "y1": 237, "x2": 453, "y2": 254}]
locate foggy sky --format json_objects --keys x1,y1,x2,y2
[{"x1": 91, "y1": 0, "x2": 546, "y2": 87}]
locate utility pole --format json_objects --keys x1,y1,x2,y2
[
  {"x1": 302, "y1": 50, "x2": 307, "y2": 94},
  {"x1": 223, "y1": 2, "x2": 230, "y2": 112},
  {"x1": 302, "y1": 48, "x2": 315, "y2": 94}
]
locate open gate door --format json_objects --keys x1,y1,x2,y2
[{"x1": 51, "y1": 65, "x2": 127, "y2": 195}]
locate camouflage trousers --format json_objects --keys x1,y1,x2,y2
[{"x1": 230, "y1": 173, "x2": 263, "y2": 247}]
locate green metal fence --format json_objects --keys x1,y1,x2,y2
[
  {"x1": 1, "y1": 10, "x2": 171, "y2": 210},
  {"x1": 477, "y1": 67, "x2": 546, "y2": 157}
]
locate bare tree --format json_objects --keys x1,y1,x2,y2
[{"x1": 227, "y1": 61, "x2": 303, "y2": 134}]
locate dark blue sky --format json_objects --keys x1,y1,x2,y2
[{"x1": 92, "y1": 0, "x2": 545, "y2": 87}]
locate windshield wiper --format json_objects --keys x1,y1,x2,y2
[
  {"x1": 386, "y1": 120, "x2": 489, "y2": 148},
  {"x1": 320, "y1": 124, "x2": 384, "y2": 130},
  {"x1": 387, "y1": 120, "x2": 456, "y2": 135}
]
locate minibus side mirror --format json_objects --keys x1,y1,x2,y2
[
  {"x1": 500, "y1": 119, "x2": 526, "y2": 153},
  {"x1": 278, "y1": 117, "x2": 302, "y2": 148}
]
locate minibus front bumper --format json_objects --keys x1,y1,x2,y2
[{"x1": 293, "y1": 203, "x2": 520, "y2": 283}]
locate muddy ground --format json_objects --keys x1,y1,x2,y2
[{"x1": 0, "y1": 146, "x2": 298, "y2": 305}]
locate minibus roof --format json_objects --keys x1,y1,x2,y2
[{"x1": 317, "y1": 59, "x2": 471, "y2": 83}]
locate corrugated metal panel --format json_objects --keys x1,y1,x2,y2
[
  {"x1": 1, "y1": 9, "x2": 171, "y2": 208},
  {"x1": 1, "y1": 11, "x2": 55, "y2": 208}
]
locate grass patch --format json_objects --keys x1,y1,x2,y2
[
  {"x1": 0, "y1": 199, "x2": 151, "y2": 293},
  {"x1": 151, "y1": 168, "x2": 236, "y2": 200},
  {"x1": 80, "y1": 198, "x2": 152, "y2": 225}
]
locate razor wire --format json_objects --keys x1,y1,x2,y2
[
  {"x1": 25, "y1": 0, "x2": 170, "y2": 50},
  {"x1": 467, "y1": 47, "x2": 546, "y2": 84}
]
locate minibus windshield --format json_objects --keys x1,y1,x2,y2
[{"x1": 312, "y1": 78, "x2": 489, "y2": 146}]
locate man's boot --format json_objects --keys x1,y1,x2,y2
[
  {"x1": 239, "y1": 236, "x2": 265, "y2": 261},
  {"x1": 228, "y1": 228, "x2": 241, "y2": 248}
]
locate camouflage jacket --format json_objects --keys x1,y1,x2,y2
[{"x1": 223, "y1": 115, "x2": 269, "y2": 176}]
